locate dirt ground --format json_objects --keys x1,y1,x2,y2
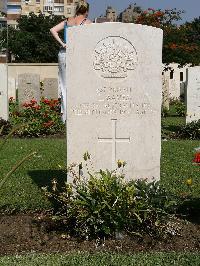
[{"x1": 0, "y1": 214, "x2": 200, "y2": 256}]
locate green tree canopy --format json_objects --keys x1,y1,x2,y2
[
  {"x1": 135, "y1": 9, "x2": 200, "y2": 65},
  {"x1": 2, "y1": 12, "x2": 64, "y2": 63}
]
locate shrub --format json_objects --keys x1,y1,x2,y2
[
  {"x1": 9, "y1": 98, "x2": 65, "y2": 137},
  {"x1": 175, "y1": 101, "x2": 186, "y2": 117},
  {"x1": 172, "y1": 100, "x2": 186, "y2": 117},
  {"x1": 161, "y1": 106, "x2": 169, "y2": 117},
  {"x1": 43, "y1": 160, "x2": 177, "y2": 240},
  {"x1": 0, "y1": 118, "x2": 12, "y2": 136},
  {"x1": 177, "y1": 119, "x2": 200, "y2": 139}
]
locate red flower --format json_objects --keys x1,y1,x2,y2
[
  {"x1": 30, "y1": 99, "x2": 37, "y2": 104},
  {"x1": 23, "y1": 102, "x2": 30, "y2": 107},
  {"x1": 170, "y1": 43, "x2": 177, "y2": 50},
  {"x1": 193, "y1": 152, "x2": 200, "y2": 164},
  {"x1": 42, "y1": 98, "x2": 51, "y2": 105},
  {"x1": 43, "y1": 120, "x2": 54, "y2": 128}
]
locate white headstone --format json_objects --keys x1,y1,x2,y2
[
  {"x1": 186, "y1": 66, "x2": 200, "y2": 123},
  {"x1": 0, "y1": 64, "x2": 8, "y2": 120},
  {"x1": 164, "y1": 63, "x2": 188, "y2": 100},
  {"x1": 8, "y1": 77, "x2": 16, "y2": 100},
  {"x1": 18, "y1": 73, "x2": 40, "y2": 105},
  {"x1": 162, "y1": 75, "x2": 169, "y2": 110},
  {"x1": 169, "y1": 68, "x2": 180, "y2": 99},
  {"x1": 67, "y1": 23, "x2": 163, "y2": 181},
  {"x1": 42, "y1": 78, "x2": 58, "y2": 99}
]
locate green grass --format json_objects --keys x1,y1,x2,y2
[
  {"x1": 161, "y1": 140, "x2": 200, "y2": 197},
  {"x1": 0, "y1": 252, "x2": 200, "y2": 266},
  {"x1": 162, "y1": 116, "x2": 185, "y2": 138},
  {"x1": 0, "y1": 138, "x2": 66, "y2": 211},
  {"x1": 161, "y1": 101, "x2": 186, "y2": 138},
  {"x1": 0, "y1": 137, "x2": 199, "y2": 211},
  {"x1": 0, "y1": 117, "x2": 199, "y2": 262}
]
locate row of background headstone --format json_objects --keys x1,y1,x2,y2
[
  {"x1": 161, "y1": 65, "x2": 200, "y2": 124},
  {"x1": 6, "y1": 63, "x2": 189, "y2": 102},
  {"x1": 0, "y1": 64, "x2": 199, "y2": 122},
  {"x1": 18, "y1": 74, "x2": 58, "y2": 104},
  {"x1": 0, "y1": 65, "x2": 59, "y2": 120},
  {"x1": 7, "y1": 63, "x2": 59, "y2": 101}
]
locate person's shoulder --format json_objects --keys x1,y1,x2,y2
[{"x1": 85, "y1": 19, "x2": 92, "y2": 24}]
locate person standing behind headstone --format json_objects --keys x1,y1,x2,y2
[{"x1": 50, "y1": 1, "x2": 92, "y2": 122}]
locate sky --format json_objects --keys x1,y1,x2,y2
[{"x1": 88, "y1": 0, "x2": 200, "y2": 23}]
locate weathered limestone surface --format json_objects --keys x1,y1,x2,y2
[
  {"x1": 0, "y1": 64, "x2": 8, "y2": 120},
  {"x1": 186, "y1": 66, "x2": 200, "y2": 123},
  {"x1": 162, "y1": 75, "x2": 169, "y2": 110},
  {"x1": 18, "y1": 73, "x2": 40, "y2": 105},
  {"x1": 42, "y1": 78, "x2": 58, "y2": 99},
  {"x1": 67, "y1": 23, "x2": 163, "y2": 181}
]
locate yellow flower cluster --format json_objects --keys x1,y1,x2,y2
[
  {"x1": 186, "y1": 178, "x2": 192, "y2": 186},
  {"x1": 117, "y1": 160, "x2": 126, "y2": 168}
]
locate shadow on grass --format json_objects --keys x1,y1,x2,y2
[
  {"x1": 178, "y1": 197, "x2": 200, "y2": 225},
  {"x1": 163, "y1": 124, "x2": 183, "y2": 133},
  {"x1": 28, "y1": 170, "x2": 67, "y2": 188},
  {"x1": 28, "y1": 169, "x2": 68, "y2": 210}
]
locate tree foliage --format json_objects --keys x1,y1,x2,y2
[
  {"x1": 1, "y1": 12, "x2": 64, "y2": 63},
  {"x1": 1, "y1": 9, "x2": 199, "y2": 65},
  {"x1": 135, "y1": 8, "x2": 200, "y2": 65}
]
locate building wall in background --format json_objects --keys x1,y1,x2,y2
[{"x1": 0, "y1": 0, "x2": 82, "y2": 27}]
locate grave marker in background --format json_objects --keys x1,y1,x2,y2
[
  {"x1": 0, "y1": 64, "x2": 8, "y2": 120},
  {"x1": 67, "y1": 23, "x2": 163, "y2": 181},
  {"x1": 18, "y1": 73, "x2": 40, "y2": 105},
  {"x1": 162, "y1": 75, "x2": 169, "y2": 110},
  {"x1": 42, "y1": 78, "x2": 58, "y2": 99},
  {"x1": 8, "y1": 77, "x2": 16, "y2": 100},
  {"x1": 186, "y1": 66, "x2": 200, "y2": 123}
]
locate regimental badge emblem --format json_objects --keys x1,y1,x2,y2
[{"x1": 93, "y1": 36, "x2": 138, "y2": 79}]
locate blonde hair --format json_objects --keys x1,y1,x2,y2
[{"x1": 75, "y1": 1, "x2": 89, "y2": 16}]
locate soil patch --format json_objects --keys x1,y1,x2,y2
[{"x1": 0, "y1": 214, "x2": 200, "y2": 256}]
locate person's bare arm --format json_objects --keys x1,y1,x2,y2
[{"x1": 50, "y1": 21, "x2": 66, "y2": 48}]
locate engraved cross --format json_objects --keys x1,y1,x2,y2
[{"x1": 98, "y1": 119, "x2": 131, "y2": 169}]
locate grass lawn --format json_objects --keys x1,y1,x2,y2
[
  {"x1": 0, "y1": 137, "x2": 199, "y2": 211},
  {"x1": 162, "y1": 116, "x2": 185, "y2": 134},
  {"x1": 0, "y1": 252, "x2": 200, "y2": 266},
  {"x1": 0, "y1": 138, "x2": 66, "y2": 211},
  {"x1": 0, "y1": 114, "x2": 199, "y2": 262},
  {"x1": 161, "y1": 139, "x2": 200, "y2": 197}
]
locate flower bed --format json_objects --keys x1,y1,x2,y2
[{"x1": 8, "y1": 97, "x2": 65, "y2": 137}]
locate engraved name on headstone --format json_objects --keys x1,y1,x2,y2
[
  {"x1": 0, "y1": 64, "x2": 8, "y2": 120},
  {"x1": 18, "y1": 73, "x2": 40, "y2": 105},
  {"x1": 42, "y1": 78, "x2": 58, "y2": 99},
  {"x1": 186, "y1": 66, "x2": 200, "y2": 123},
  {"x1": 67, "y1": 23, "x2": 163, "y2": 181}
]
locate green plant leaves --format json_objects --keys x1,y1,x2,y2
[{"x1": 44, "y1": 167, "x2": 177, "y2": 239}]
